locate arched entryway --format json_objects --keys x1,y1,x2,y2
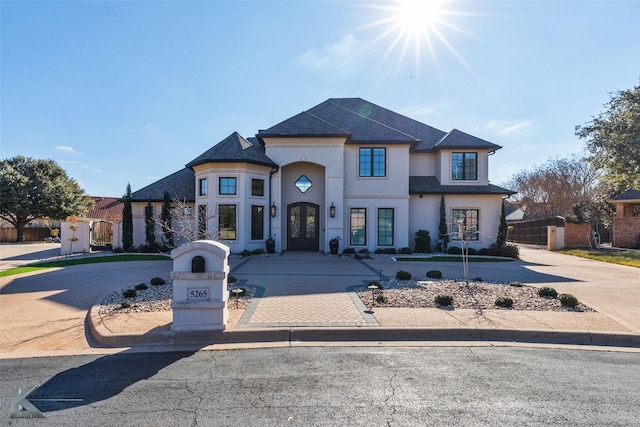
[{"x1": 287, "y1": 202, "x2": 319, "y2": 251}]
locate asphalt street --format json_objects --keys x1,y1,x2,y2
[{"x1": 2, "y1": 347, "x2": 639, "y2": 426}]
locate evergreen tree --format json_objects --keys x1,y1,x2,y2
[
  {"x1": 497, "y1": 199, "x2": 509, "y2": 248},
  {"x1": 122, "y1": 183, "x2": 133, "y2": 251},
  {"x1": 438, "y1": 195, "x2": 449, "y2": 251},
  {"x1": 145, "y1": 200, "x2": 155, "y2": 247},
  {"x1": 161, "y1": 190, "x2": 174, "y2": 248}
]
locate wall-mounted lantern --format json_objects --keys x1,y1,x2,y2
[
  {"x1": 271, "y1": 202, "x2": 277, "y2": 218},
  {"x1": 330, "y1": 202, "x2": 336, "y2": 218}
]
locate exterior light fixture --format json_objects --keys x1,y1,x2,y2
[
  {"x1": 330, "y1": 202, "x2": 336, "y2": 218},
  {"x1": 271, "y1": 202, "x2": 277, "y2": 218}
]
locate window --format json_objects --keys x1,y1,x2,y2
[
  {"x1": 184, "y1": 206, "x2": 193, "y2": 216},
  {"x1": 197, "y1": 205, "x2": 207, "y2": 239},
  {"x1": 452, "y1": 209, "x2": 479, "y2": 241},
  {"x1": 359, "y1": 148, "x2": 386, "y2": 177},
  {"x1": 350, "y1": 208, "x2": 366, "y2": 245},
  {"x1": 378, "y1": 208, "x2": 394, "y2": 246},
  {"x1": 251, "y1": 179, "x2": 264, "y2": 197},
  {"x1": 219, "y1": 177, "x2": 237, "y2": 195},
  {"x1": 199, "y1": 178, "x2": 207, "y2": 196},
  {"x1": 251, "y1": 205, "x2": 264, "y2": 240},
  {"x1": 452, "y1": 152, "x2": 477, "y2": 180},
  {"x1": 294, "y1": 175, "x2": 313, "y2": 193},
  {"x1": 219, "y1": 205, "x2": 237, "y2": 240}
]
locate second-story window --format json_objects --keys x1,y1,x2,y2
[
  {"x1": 359, "y1": 147, "x2": 386, "y2": 177},
  {"x1": 251, "y1": 179, "x2": 264, "y2": 196},
  {"x1": 199, "y1": 178, "x2": 207, "y2": 196},
  {"x1": 219, "y1": 177, "x2": 237, "y2": 195},
  {"x1": 452, "y1": 152, "x2": 477, "y2": 180}
]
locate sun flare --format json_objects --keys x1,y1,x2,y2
[{"x1": 359, "y1": 0, "x2": 475, "y2": 76}]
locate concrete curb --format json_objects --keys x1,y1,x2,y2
[{"x1": 88, "y1": 301, "x2": 640, "y2": 350}]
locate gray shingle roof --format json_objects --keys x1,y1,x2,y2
[
  {"x1": 186, "y1": 132, "x2": 278, "y2": 169},
  {"x1": 131, "y1": 168, "x2": 195, "y2": 202},
  {"x1": 257, "y1": 98, "x2": 500, "y2": 151},
  {"x1": 612, "y1": 188, "x2": 640, "y2": 202},
  {"x1": 409, "y1": 176, "x2": 515, "y2": 195}
]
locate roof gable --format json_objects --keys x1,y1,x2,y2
[{"x1": 433, "y1": 129, "x2": 502, "y2": 151}]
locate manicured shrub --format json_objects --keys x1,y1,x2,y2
[
  {"x1": 473, "y1": 277, "x2": 482, "y2": 282},
  {"x1": 467, "y1": 248, "x2": 477, "y2": 255},
  {"x1": 123, "y1": 289, "x2": 137, "y2": 298},
  {"x1": 478, "y1": 247, "x2": 490, "y2": 256},
  {"x1": 434, "y1": 294, "x2": 454, "y2": 307},
  {"x1": 251, "y1": 248, "x2": 265, "y2": 255},
  {"x1": 121, "y1": 300, "x2": 131, "y2": 309},
  {"x1": 358, "y1": 248, "x2": 369, "y2": 254},
  {"x1": 559, "y1": 293, "x2": 579, "y2": 308},
  {"x1": 395, "y1": 270, "x2": 412, "y2": 280},
  {"x1": 414, "y1": 229, "x2": 432, "y2": 253},
  {"x1": 368, "y1": 280, "x2": 383, "y2": 289},
  {"x1": 113, "y1": 246, "x2": 124, "y2": 254},
  {"x1": 135, "y1": 283, "x2": 149, "y2": 291},
  {"x1": 398, "y1": 247, "x2": 412, "y2": 254},
  {"x1": 150, "y1": 277, "x2": 166, "y2": 286},
  {"x1": 502, "y1": 244, "x2": 520, "y2": 259},
  {"x1": 426, "y1": 270, "x2": 442, "y2": 279},
  {"x1": 228, "y1": 275, "x2": 237, "y2": 283},
  {"x1": 240, "y1": 249, "x2": 252, "y2": 258},
  {"x1": 375, "y1": 248, "x2": 397, "y2": 254},
  {"x1": 495, "y1": 296, "x2": 513, "y2": 308},
  {"x1": 538, "y1": 287, "x2": 558, "y2": 298},
  {"x1": 376, "y1": 293, "x2": 387, "y2": 304},
  {"x1": 342, "y1": 248, "x2": 356, "y2": 255},
  {"x1": 509, "y1": 281, "x2": 523, "y2": 287},
  {"x1": 447, "y1": 246, "x2": 463, "y2": 255}
]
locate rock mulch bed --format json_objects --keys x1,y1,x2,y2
[
  {"x1": 355, "y1": 279, "x2": 594, "y2": 312},
  {"x1": 99, "y1": 284, "x2": 255, "y2": 315}
]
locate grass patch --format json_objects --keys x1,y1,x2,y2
[
  {"x1": 395, "y1": 256, "x2": 514, "y2": 263},
  {"x1": 558, "y1": 249, "x2": 640, "y2": 268},
  {"x1": 0, "y1": 254, "x2": 170, "y2": 277}
]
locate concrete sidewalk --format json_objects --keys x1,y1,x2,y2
[{"x1": 86, "y1": 249, "x2": 640, "y2": 351}]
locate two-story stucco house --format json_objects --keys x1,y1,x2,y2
[{"x1": 131, "y1": 98, "x2": 514, "y2": 253}]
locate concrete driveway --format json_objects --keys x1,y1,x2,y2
[{"x1": 0, "y1": 242, "x2": 63, "y2": 271}]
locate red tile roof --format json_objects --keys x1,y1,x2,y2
[{"x1": 85, "y1": 197, "x2": 123, "y2": 221}]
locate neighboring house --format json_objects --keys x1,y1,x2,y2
[
  {"x1": 504, "y1": 200, "x2": 526, "y2": 222},
  {"x1": 610, "y1": 188, "x2": 640, "y2": 248},
  {"x1": 131, "y1": 98, "x2": 514, "y2": 253}
]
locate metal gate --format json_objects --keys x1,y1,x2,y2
[{"x1": 91, "y1": 221, "x2": 114, "y2": 250}]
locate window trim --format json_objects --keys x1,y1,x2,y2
[
  {"x1": 451, "y1": 152, "x2": 478, "y2": 181},
  {"x1": 219, "y1": 177, "x2": 237, "y2": 195},
  {"x1": 251, "y1": 205, "x2": 264, "y2": 241},
  {"x1": 359, "y1": 147, "x2": 386, "y2": 177},
  {"x1": 350, "y1": 208, "x2": 367, "y2": 246},
  {"x1": 251, "y1": 179, "x2": 264, "y2": 197},
  {"x1": 198, "y1": 178, "x2": 207, "y2": 196},
  {"x1": 218, "y1": 204, "x2": 237, "y2": 240},
  {"x1": 377, "y1": 208, "x2": 394, "y2": 247},
  {"x1": 451, "y1": 208, "x2": 479, "y2": 241}
]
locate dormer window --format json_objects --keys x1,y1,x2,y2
[{"x1": 452, "y1": 152, "x2": 477, "y2": 180}]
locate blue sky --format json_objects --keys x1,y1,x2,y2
[{"x1": 2, "y1": 0, "x2": 639, "y2": 197}]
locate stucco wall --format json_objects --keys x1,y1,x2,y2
[{"x1": 437, "y1": 149, "x2": 490, "y2": 186}]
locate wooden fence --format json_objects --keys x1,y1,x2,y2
[
  {"x1": 508, "y1": 217, "x2": 565, "y2": 246},
  {"x1": 0, "y1": 227, "x2": 51, "y2": 242}
]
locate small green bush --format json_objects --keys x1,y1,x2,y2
[
  {"x1": 121, "y1": 300, "x2": 132, "y2": 309},
  {"x1": 426, "y1": 270, "x2": 442, "y2": 279},
  {"x1": 368, "y1": 280, "x2": 383, "y2": 289},
  {"x1": 150, "y1": 277, "x2": 166, "y2": 286},
  {"x1": 375, "y1": 248, "x2": 398, "y2": 254},
  {"x1": 434, "y1": 294, "x2": 454, "y2": 307},
  {"x1": 135, "y1": 283, "x2": 149, "y2": 291},
  {"x1": 447, "y1": 246, "x2": 463, "y2": 255},
  {"x1": 559, "y1": 293, "x2": 579, "y2": 308},
  {"x1": 473, "y1": 277, "x2": 482, "y2": 282},
  {"x1": 376, "y1": 293, "x2": 387, "y2": 304},
  {"x1": 509, "y1": 281, "x2": 523, "y2": 287},
  {"x1": 478, "y1": 247, "x2": 490, "y2": 256},
  {"x1": 342, "y1": 248, "x2": 356, "y2": 255},
  {"x1": 251, "y1": 248, "x2": 265, "y2": 255},
  {"x1": 398, "y1": 247, "x2": 412, "y2": 254},
  {"x1": 123, "y1": 289, "x2": 137, "y2": 298},
  {"x1": 358, "y1": 248, "x2": 369, "y2": 254},
  {"x1": 228, "y1": 275, "x2": 237, "y2": 283},
  {"x1": 467, "y1": 248, "x2": 477, "y2": 255},
  {"x1": 240, "y1": 249, "x2": 251, "y2": 258},
  {"x1": 113, "y1": 246, "x2": 124, "y2": 254},
  {"x1": 395, "y1": 270, "x2": 412, "y2": 280},
  {"x1": 414, "y1": 229, "x2": 432, "y2": 253},
  {"x1": 495, "y1": 296, "x2": 513, "y2": 308},
  {"x1": 538, "y1": 287, "x2": 558, "y2": 298}
]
